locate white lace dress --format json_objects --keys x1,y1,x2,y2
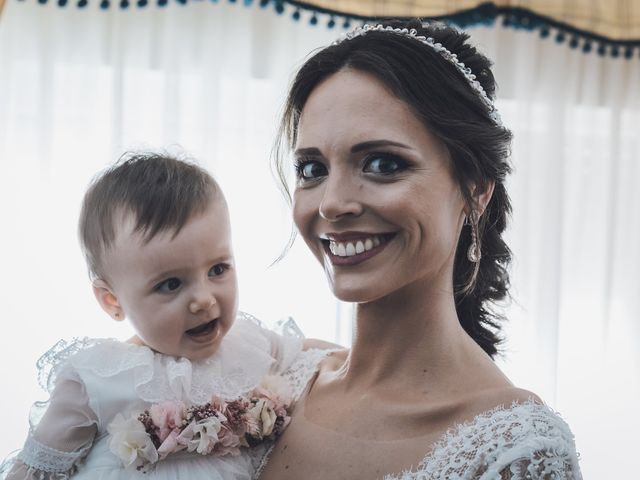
[
  {"x1": 254, "y1": 349, "x2": 583, "y2": 480},
  {"x1": 1, "y1": 313, "x2": 302, "y2": 480}
]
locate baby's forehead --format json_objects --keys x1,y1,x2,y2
[
  {"x1": 110, "y1": 208, "x2": 156, "y2": 247},
  {"x1": 112, "y1": 195, "x2": 229, "y2": 247}
]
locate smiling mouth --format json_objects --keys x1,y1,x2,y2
[
  {"x1": 185, "y1": 319, "x2": 218, "y2": 337},
  {"x1": 321, "y1": 233, "x2": 396, "y2": 265}
]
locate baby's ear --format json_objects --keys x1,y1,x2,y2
[{"x1": 93, "y1": 279, "x2": 124, "y2": 322}]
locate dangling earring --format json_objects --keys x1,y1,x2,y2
[{"x1": 467, "y1": 210, "x2": 481, "y2": 263}]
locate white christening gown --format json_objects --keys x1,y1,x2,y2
[
  {"x1": 254, "y1": 349, "x2": 583, "y2": 480},
  {"x1": 1, "y1": 313, "x2": 302, "y2": 480}
]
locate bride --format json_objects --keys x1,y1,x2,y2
[{"x1": 256, "y1": 20, "x2": 582, "y2": 480}]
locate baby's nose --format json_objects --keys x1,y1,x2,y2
[{"x1": 189, "y1": 292, "x2": 217, "y2": 314}]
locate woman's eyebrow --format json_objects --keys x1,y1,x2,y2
[
  {"x1": 351, "y1": 140, "x2": 412, "y2": 152},
  {"x1": 294, "y1": 147, "x2": 323, "y2": 157},
  {"x1": 295, "y1": 140, "x2": 412, "y2": 157}
]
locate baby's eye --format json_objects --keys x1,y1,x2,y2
[
  {"x1": 363, "y1": 154, "x2": 407, "y2": 174},
  {"x1": 156, "y1": 277, "x2": 182, "y2": 293},
  {"x1": 295, "y1": 160, "x2": 327, "y2": 181},
  {"x1": 209, "y1": 264, "x2": 229, "y2": 277}
]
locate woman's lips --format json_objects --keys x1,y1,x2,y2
[{"x1": 322, "y1": 233, "x2": 395, "y2": 266}]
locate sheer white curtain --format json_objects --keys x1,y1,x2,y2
[
  {"x1": 0, "y1": 2, "x2": 637, "y2": 477},
  {"x1": 470, "y1": 26, "x2": 640, "y2": 478},
  {"x1": 0, "y1": 0, "x2": 344, "y2": 466}
]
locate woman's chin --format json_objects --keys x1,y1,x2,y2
[{"x1": 329, "y1": 281, "x2": 385, "y2": 304}]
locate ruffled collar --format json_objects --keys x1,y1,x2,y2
[{"x1": 39, "y1": 312, "x2": 275, "y2": 404}]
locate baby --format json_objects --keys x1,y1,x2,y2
[{"x1": 1, "y1": 152, "x2": 305, "y2": 479}]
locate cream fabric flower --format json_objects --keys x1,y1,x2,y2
[
  {"x1": 187, "y1": 417, "x2": 224, "y2": 455},
  {"x1": 248, "y1": 399, "x2": 277, "y2": 438},
  {"x1": 107, "y1": 413, "x2": 158, "y2": 468}
]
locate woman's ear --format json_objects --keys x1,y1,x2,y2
[
  {"x1": 93, "y1": 279, "x2": 124, "y2": 321},
  {"x1": 467, "y1": 181, "x2": 495, "y2": 217}
]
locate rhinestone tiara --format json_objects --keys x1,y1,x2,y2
[{"x1": 334, "y1": 24, "x2": 502, "y2": 126}]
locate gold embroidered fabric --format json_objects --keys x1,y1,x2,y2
[{"x1": 303, "y1": 1, "x2": 640, "y2": 41}]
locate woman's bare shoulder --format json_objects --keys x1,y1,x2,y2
[
  {"x1": 302, "y1": 338, "x2": 344, "y2": 350},
  {"x1": 465, "y1": 386, "x2": 544, "y2": 416},
  {"x1": 489, "y1": 386, "x2": 542, "y2": 404},
  {"x1": 313, "y1": 347, "x2": 349, "y2": 376}
]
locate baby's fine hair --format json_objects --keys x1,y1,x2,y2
[{"x1": 79, "y1": 151, "x2": 219, "y2": 280}]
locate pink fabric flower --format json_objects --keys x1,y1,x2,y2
[
  {"x1": 150, "y1": 401, "x2": 186, "y2": 442},
  {"x1": 257, "y1": 375, "x2": 294, "y2": 405},
  {"x1": 156, "y1": 429, "x2": 186, "y2": 460},
  {"x1": 214, "y1": 425, "x2": 243, "y2": 456},
  {"x1": 224, "y1": 399, "x2": 251, "y2": 436},
  {"x1": 107, "y1": 375, "x2": 293, "y2": 468},
  {"x1": 176, "y1": 420, "x2": 196, "y2": 447},
  {"x1": 210, "y1": 396, "x2": 228, "y2": 413}
]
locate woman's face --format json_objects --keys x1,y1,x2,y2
[{"x1": 292, "y1": 69, "x2": 466, "y2": 303}]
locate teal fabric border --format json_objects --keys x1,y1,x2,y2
[{"x1": 20, "y1": 0, "x2": 640, "y2": 58}]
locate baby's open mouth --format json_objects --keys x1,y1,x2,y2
[{"x1": 185, "y1": 319, "x2": 218, "y2": 337}]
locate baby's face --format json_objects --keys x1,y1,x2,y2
[{"x1": 101, "y1": 197, "x2": 238, "y2": 361}]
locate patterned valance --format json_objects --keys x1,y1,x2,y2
[
  {"x1": 4, "y1": 0, "x2": 640, "y2": 57},
  {"x1": 284, "y1": 0, "x2": 640, "y2": 57},
  {"x1": 297, "y1": 1, "x2": 639, "y2": 42}
]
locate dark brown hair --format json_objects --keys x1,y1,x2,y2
[
  {"x1": 274, "y1": 20, "x2": 513, "y2": 357},
  {"x1": 79, "y1": 151, "x2": 219, "y2": 280}
]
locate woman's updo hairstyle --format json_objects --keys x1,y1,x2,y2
[{"x1": 274, "y1": 19, "x2": 513, "y2": 358}]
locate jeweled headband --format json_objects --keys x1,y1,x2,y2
[{"x1": 333, "y1": 24, "x2": 503, "y2": 126}]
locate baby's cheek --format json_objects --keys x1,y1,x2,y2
[{"x1": 226, "y1": 278, "x2": 240, "y2": 311}]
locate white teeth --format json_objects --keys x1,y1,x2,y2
[
  {"x1": 346, "y1": 243, "x2": 356, "y2": 256},
  {"x1": 328, "y1": 235, "x2": 387, "y2": 257}
]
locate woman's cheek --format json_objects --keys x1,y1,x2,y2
[
  {"x1": 292, "y1": 191, "x2": 324, "y2": 264},
  {"x1": 292, "y1": 190, "x2": 313, "y2": 235}
]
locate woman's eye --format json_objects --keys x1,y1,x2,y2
[
  {"x1": 363, "y1": 154, "x2": 406, "y2": 174},
  {"x1": 209, "y1": 264, "x2": 228, "y2": 277},
  {"x1": 295, "y1": 160, "x2": 327, "y2": 180},
  {"x1": 156, "y1": 277, "x2": 181, "y2": 293}
]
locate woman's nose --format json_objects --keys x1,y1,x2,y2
[
  {"x1": 189, "y1": 284, "x2": 217, "y2": 314},
  {"x1": 318, "y1": 173, "x2": 364, "y2": 222}
]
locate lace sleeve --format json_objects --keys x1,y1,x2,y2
[
  {"x1": 386, "y1": 401, "x2": 582, "y2": 480},
  {"x1": 478, "y1": 403, "x2": 583, "y2": 480},
  {"x1": 500, "y1": 450, "x2": 582, "y2": 480},
  {"x1": 1, "y1": 369, "x2": 98, "y2": 480}
]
